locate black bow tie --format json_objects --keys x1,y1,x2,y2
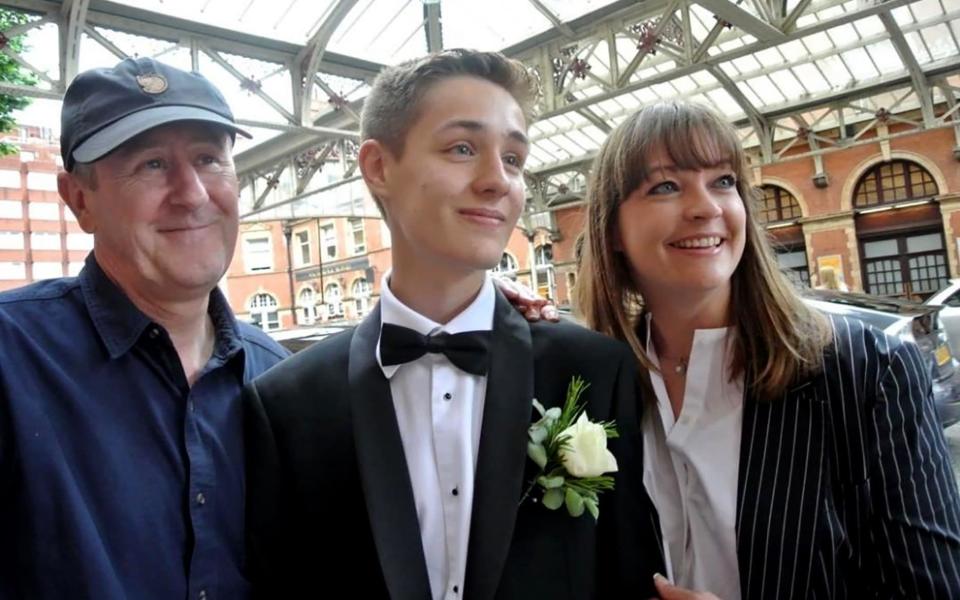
[{"x1": 380, "y1": 323, "x2": 492, "y2": 376}]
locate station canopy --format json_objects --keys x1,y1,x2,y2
[{"x1": 0, "y1": 0, "x2": 957, "y2": 222}]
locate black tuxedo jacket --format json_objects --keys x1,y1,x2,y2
[
  {"x1": 642, "y1": 314, "x2": 960, "y2": 599},
  {"x1": 244, "y1": 292, "x2": 663, "y2": 599}
]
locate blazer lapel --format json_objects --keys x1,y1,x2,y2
[
  {"x1": 463, "y1": 291, "x2": 535, "y2": 600},
  {"x1": 735, "y1": 378, "x2": 826, "y2": 600},
  {"x1": 349, "y1": 304, "x2": 432, "y2": 600}
]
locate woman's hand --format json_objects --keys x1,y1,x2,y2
[
  {"x1": 652, "y1": 574, "x2": 722, "y2": 600},
  {"x1": 492, "y1": 276, "x2": 559, "y2": 322}
]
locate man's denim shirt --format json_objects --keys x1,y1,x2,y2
[{"x1": 0, "y1": 254, "x2": 289, "y2": 600}]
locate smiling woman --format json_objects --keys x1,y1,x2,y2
[{"x1": 576, "y1": 100, "x2": 960, "y2": 599}]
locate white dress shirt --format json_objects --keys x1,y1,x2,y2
[
  {"x1": 375, "y1": 274, "x2": 494, "y2": 600},
  {"x1": 642, "y1": 314, "x2": 744, "y2": 600}
]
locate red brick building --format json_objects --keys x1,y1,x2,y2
[
  {"x1": 0, "y1": 126, "x2": 92, "y2": 292},
  {"x1": 225, "y1": 113, "x2": 960, "y2": 333}
]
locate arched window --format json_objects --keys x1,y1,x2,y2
[
  {"x1": 325, "y1": 283, "x2": 344, "y2": 319},
  {"x1": 853, "y1": 160, "x2": 939, "y2": 208},
  {"x1": 352, "y1": 278, "x2": 371, "y2": 317},
  {"x1": 534, "y1": 244, "x2": 553, "y2": 267},
  {"x1": 758, "y1": 185, "x2": 802, "y2": 224},
  {"x1": 492, "y1": 252, "x2": 518, "y2": 276},
  {"x1": 298, "y1": 287, "x2": 317, "y2": 325},
  {"x1": 248, "y1": 292, "x2": 280, "y2": 331}
]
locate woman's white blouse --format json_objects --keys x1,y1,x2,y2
[{"x1": 643, "y1": 315, "x2": 744, "y2": 600}]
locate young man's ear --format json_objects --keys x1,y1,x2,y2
[
  {"x1": 58, "y1": 171, "x2": 96, "y2": 234},
  {"x1": 358, "y1": 139, "x2": 391, "y2": 203}
]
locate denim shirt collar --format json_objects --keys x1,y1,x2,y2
[{"x1": 79, "y1": 253, "x2": 243, "y2": 361}]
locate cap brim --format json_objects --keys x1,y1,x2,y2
[{"x1": 72, "y1": 105, "x2": 252, "y2": 164}]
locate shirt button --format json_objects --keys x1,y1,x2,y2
[
  {"x1": 453, "y1": 585, "x2": 459, "y2": 593},
  {"x1": 195, "y1": 492, "x2": 206, "y2": 506},
  {"x1": 451, "y1": 487, "x2": 458, "y2": 496},
  {"x1": 443, "y1": 392, "x2": 452, "y2": 401}
]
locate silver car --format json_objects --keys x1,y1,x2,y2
[{"x1": 806, "y1": 289, "x2": 960, "y2": 428}]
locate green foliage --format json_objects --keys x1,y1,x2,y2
[
  {"x1": 0, "y1": 9, "x2": 37, "y2": 156},
  {"x1": 522, "y1": 376, "x2": 618, "y2": 521}
]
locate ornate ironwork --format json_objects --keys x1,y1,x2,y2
[{"x1": 240, "y1": 76, "x2": 262, "y2": 93}]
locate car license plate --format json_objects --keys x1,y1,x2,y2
[{"x1": 936, "y1": 343, "x2": 951, "y2": 366}]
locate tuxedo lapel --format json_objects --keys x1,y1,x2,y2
[
  {"x1": 463, "y1": 291, "x2": 534, "y2": 600},
  {"x1": 349, "y1": 304, "x2": 432, "y2": 600},
  {"x1": 735, "y1": 379, "x2": 826, "y2": 600}
]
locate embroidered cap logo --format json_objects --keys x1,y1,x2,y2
[{"x1": 136, "y1": 74, "x2": 168, "y2": 94}]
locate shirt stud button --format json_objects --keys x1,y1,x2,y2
[
  {"x1": 443, "y1": 392, "x2": 452, "y2": 400},
  {"x1": 451, "y1": 487, "x2": 458, "y2": 496},
  {"x1": 195, "y1": 492, "x2": 206, "y2": 506},
  {"x1": 453, "y1": 585, "x2": 459, "y2": 593}
]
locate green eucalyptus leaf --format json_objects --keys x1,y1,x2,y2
[
  {"x1": 529, "y1": 425, "x2": 548, "y2": 445},
  {"x1": 527, "y1": 442, "x2": 548, "y2": 468},
  {"x1": 584, "y1": 497, "x2": 599, "y2": 521},
  {"x1": 532, "y1": 398, "x2": 546, "y2": 417},
  {"x1": 537, "y1": 475, "x2": 565, "y2": 489},
  {"x1": 565, "y1": 488, "x2": 585, "y2": 517},
  {"x1": 543, "y1": 488, "x2": 564, "y2": 510}
]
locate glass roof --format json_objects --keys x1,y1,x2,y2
[{"x1": 4, "y1": 0, "x2": 959, "y2": 217}]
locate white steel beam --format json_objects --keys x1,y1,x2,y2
[
  {"x1": 294, "y1": 0, "x2": 357, "y2": 126},
  {"x1": 695, "y1": 0, "x2": 785, "y2": 42},
  {"x1": 527, "y1": 0, "x2": 576, "y2": 39},
  {"x1": 424, "y1": 1, "x2": 443, "y2": 51},
  {"x1": 879, "y1": 11, "x2": 935, "y2": 127},
  {"x1": 58, "y1": 0, "x2": 88, "y2": 85}
]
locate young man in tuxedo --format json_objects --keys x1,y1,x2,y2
[{"x1": 243, "y1": 49, "x2": 662, "y2": 599}]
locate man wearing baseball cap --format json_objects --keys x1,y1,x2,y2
[{"x1": 0, "y1": 57, "x2": 288, "y2": 599}]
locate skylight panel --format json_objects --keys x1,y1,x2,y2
[
  {"x1": 328, "y1": 0, "x2": 426, "y2": 64},
  {"x1": 920, "y1": 24, "x2": 958, "y2": 61},
  {"x1": 825, "y1": 24, "x2": 860, "y2": 48},
  {"x1": 815, "y1": 54, "x2": 853, "y2": 90},
  {"x1": 720, "y1": 62, "x2": 743, "y2": 78},
  {"x1": 905, "y1": 31, "x2": 934, "y2": 63},
  {"x1": 745, "y1": 75, "x2": 785, "y2": 107},
  {"x1": 634, "y1": 88, "x2": 661, "y2": 104},
  {"x1": 691, "y1": 70, "x2": 717, "y2": 87},
  {"x1": 790, "y1": 62, "x2": 831, "y2": 94},
  {"x1": 754, "y1": 47, "x2": 786, "y2": 70},
  {"x1": 891, "y1": 5, "x2": 917, "y2": 26},
  {"x1": 705, "y1": 88, "x2": 743, "y2": 118},
  {"x1": 671, "y1": 75, "x2": 698, "y2": 94},
  {"x1": 864, "y1": 40, "x2": 904, "y2": 74},
  {"x1": 768, "y1": 69, "x2": 807, "y2": 103},
  {"x1": 731, "y1": 54, "x2": 763, "y2": 76},
  {"x1": 841, "y1": 47, "x2": 879, "y2": 80},
  {"x1": 581, "y1": 126, "x2": 607, "y2": 146},
  {"x1": 443, "y1": 0, "x2": 553, "y2": 50},
  {"x1": 852, "y1": 15, "x2": 885, "y2": 38},
  {"x1": 595, "y1": 99, "x2": 623, "y2": 117},
  {"x1": 801, "y1": 31, "x2": 834, "y2": 54},
  {"x1": 910, "y1": 0, "x2": 945, "y2": 22},
  {"x1": 738, "y1": 80, "x2": 764, "y2": 108}
]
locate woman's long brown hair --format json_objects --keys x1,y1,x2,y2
[{"x1": 576, "y1": 101, "x2": 830, "y2": 400}]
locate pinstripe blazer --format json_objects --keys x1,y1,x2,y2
[{"x1": 645, "y1": 315, "x2": 960, "y2": 599}]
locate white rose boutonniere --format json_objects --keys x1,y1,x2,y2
[{"x1": 521, "y1": 376, "x2": 618, "y2": 520}]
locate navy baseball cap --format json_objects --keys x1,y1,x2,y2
[{"x1": 60, "y1": 57, "x2": 250, "y2": 171}]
